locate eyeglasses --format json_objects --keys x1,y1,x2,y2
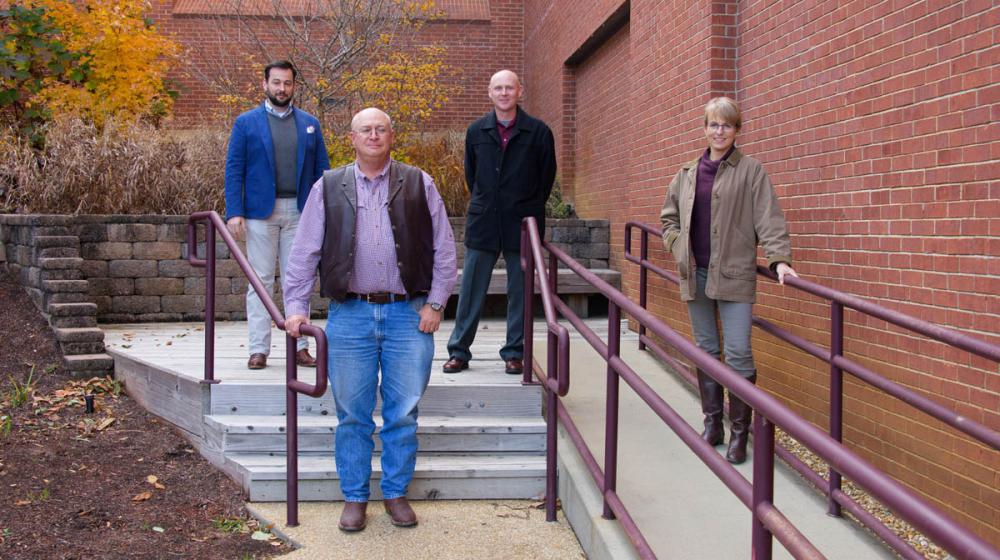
[
  {"x1": 707, "y1": 122, "x2": 735, "y2": 132},
  {"x1": 355, "y1": 126, "x2": 389, "y2": 137}
]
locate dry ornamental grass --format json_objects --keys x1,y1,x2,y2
[{"x1": 1, "y1": 118, "x2": 227, "y2": 215}]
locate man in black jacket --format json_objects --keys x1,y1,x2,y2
[{"x1": 443, "y1": 69, "x2": 557, "y2": 375}]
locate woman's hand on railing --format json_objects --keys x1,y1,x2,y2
[
  {"x1": 226, "y1": 216, "x2": 245, "y2": 240},
  {"x1": 286, "y1": 314, "x2": 310, "y2": 338},
  {"x1": 775, "y1": 263, "x2": 798, "y2": 285}
]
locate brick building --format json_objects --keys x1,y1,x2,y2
[
  {"x1": 521, "y1": 0, "x2": 999, "y2": 548},
  {"x1": 156, "y1": 0, "x2": 998, "y2": 548},
  {"x1": 151, "y1": 0, "x2": 524, "y2": 128}
]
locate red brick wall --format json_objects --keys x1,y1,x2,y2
[
  {"x1": 524, "y1": 0, "x2": 1000, "y2": 548},
  {"x1": 149, "y1": 0, "x2": 524, "y2": 129}
]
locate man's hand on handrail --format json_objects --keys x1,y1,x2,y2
[
  {"x1": 286, "y1": 314, "x2": 310, "y2": 338},
  {"x1": 775, "y1": 263, "x2": 798, "y2": 285},
  {"x1": 226, "y1": 216, "x2": 245, "y2": 240}
]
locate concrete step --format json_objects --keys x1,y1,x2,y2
[
  {"x1": 42, "y1": 279, "x2": 89, "y2": 293},
  {"x1": 37, "y1": 257, "x2": 83, "y2": 270},
  {"x1": 45, "y1": 291, "x2": 90, "y2": 305},
  {"x1": 205, "y1": 414, "x2": 546, "y2": 455},
  {"x1": 51, "y1": 315, "x2": 98, "y2": 328},
  {"x1": 59, "y1": 341, "x2": 107, "y2": 355},
  {"x1": 40, "y1": 268, "x2": 82, "y2": 281},
  {"x1": 47, "y1": 302, "x2": 98, "y2": 317},
  {"x1": 63, "y1": 353, "x2": 114, "y2": 375},
  {"x1": 209, "y1": 374, "x2": 542, "y2": 417},
  {"x1": 42, "y1": 280, "x2": 90, "y2": 294},
  {"x1": 53, "y1": 327, "x2": 106, "y2": 343},
  {"x1": 229, "y1": 453, "x2": 547, "y2": 502},
  {"x1": 33, "y1": 235, "x2": 79, "y2": 248},
  {"x1": 37, "y1": 246, "x2": 80, "y2": 259}
]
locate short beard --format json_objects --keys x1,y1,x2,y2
[{"x1": 267, "y1": 92, "x2": 292, "y2": 108}]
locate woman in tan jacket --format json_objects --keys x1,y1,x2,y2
[{"x1": 660, "y1": 97, "x2": 797, "y2": 464}]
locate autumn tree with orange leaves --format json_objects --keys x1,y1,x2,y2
[{"x1": 0, "y1": 0, "x2": 180, "y2": 140}]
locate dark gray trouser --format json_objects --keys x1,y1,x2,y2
[
  {"x1": 686, "y1": 267, "x2": 756, "y2": 377},
  {"x1": 446, "y1": 247, "x2": 524, "y2": 362}
]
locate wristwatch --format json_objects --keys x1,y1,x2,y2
[{"x1": 429, "y1": 302, "x2": 443, "y2": 312}]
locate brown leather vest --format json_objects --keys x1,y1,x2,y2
[{"x1": 319, "y1": 161, "x2": 434, "y2": 302}]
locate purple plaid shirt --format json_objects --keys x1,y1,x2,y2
[{"x1": 283, "y1": 160, "x2": 457, "y2": 317}]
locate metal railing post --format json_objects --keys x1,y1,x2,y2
[
  {"x1": 204, "y1": 220, "x2": 217, "y2": 384},
  {"x1": 603, "y1": 302, "x2": 621, "y2": 519},
  {"x1": 752, "y1": 414, "x2": 776, "y2": 560},
  {"x1": 286, "y1": 334, "x2": 299, "y2": 526},
  {"x1": 546, "y1": 382, "x2": 558, "y2": 522},
  {"x1": 522, "y1": 224, "x2": 535, "y2": 385},
  {"x1": 828, "y1": 302, "x2": 844, "y2": 517},
  {"x1": 638, "y1": 227, "x2": 648, "y2": 351},
  {"x1": 548, "y1": 250, "x2": 558, "y2": 299}
]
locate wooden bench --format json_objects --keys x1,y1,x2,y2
[{"x1": 454, "y1": 267, "x2": 621, "y2": 318}]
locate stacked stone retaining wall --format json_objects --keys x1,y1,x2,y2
[{"x1": 1, "y1": 214, "x2": 611, "y2": 324}]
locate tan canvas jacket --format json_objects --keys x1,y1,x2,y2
[{"x1": 660, "y1": 148, "x2": 791, "y2": 303}]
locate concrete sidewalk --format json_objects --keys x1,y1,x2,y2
[
  {"x1": 540, "y1": 321, "x2": 894, "y2": 559},
  {"x1": 249, "y1": 500, "x2": 584, "y2": 560}
]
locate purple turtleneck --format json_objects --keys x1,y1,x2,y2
[{"x1": 690, "y1": 146, "x2": 734, "y2": 268}]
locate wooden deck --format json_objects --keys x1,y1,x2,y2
[{"x1": 102, "y1": 318, "x2": 617, "y2": 502}]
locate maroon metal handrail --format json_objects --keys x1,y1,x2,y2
[
  {"x1": 187, "y1": 211, "x2": 328, "y2": 527},
  {"x1": 522, "y1": 215, "x2": 1000, "y2": 559},
  {"x1": 622, "y1": 220, "x2": 1000, "y2": 559}
]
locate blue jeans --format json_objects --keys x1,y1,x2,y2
[
  {"x1": 686, "y1": 268, "x2": 755, "y2": 377},
  {"x1": 325, "y1": 296, "x2": 434, "y2": 502},
  {"x1": 447, "y1": 247, "x2": 524, "y2": 362}
]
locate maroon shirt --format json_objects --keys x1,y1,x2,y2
[
  {"x1": 497, "y1": 118, "x2": 516, "y2": 151},
  {"x1": 690, "y1": 146, "x2": 734, "y2": 268}
]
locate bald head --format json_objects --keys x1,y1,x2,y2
[
  {"x1": 488, "y1": 70, "x2": 522, "y2": 120},
  {"x1": 489, "y1": 70, "x2": 520, "y2": 89},
  {"x1": 351, "y1": 107, "x2": 393, "y2": 132},
  {"x1": 350, "y1": 107, "x2": 394, "y2": 166}
]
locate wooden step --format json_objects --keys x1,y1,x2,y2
[
  {"x1": 229, "y1": 453, "x2": 547, "y2": 502},
  {"x1": 205, "y1": 414, "x2": 546, "y2": 455},
  {"x1": 209, "y1": 371, "x2": 542, "y2": 418}
]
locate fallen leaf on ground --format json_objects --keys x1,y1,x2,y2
[
  {"x1": 132, "y1": 491, "x2": 153, "y2": 502},
  {"x1": 96, "y1": 418, "x2": 115, "y2": 431},
  {"x1": 14, "y1": 499, "x2": 31, "y2": 506},
  {"x1": 147, "y1": 475, "x2": 166, "y2": 490}
]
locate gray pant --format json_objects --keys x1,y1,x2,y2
[
  {"x1": 686, "y1": 267, "x2": 754, "y2": 377},
  {"x1": 446, "y1": 247, "x2": 524, "y2": 362},
  {"x1": 246, "y1": 198, "x2": 308, "y2": 355}
]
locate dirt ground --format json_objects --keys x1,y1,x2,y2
[{"x1": 0, "y1": 267, "x2": 290, "y2": 559}]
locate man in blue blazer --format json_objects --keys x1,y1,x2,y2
[{"x1": 224, "y1": 60, "x2": 330, "y2": 370}]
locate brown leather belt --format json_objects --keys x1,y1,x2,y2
[{"x1": 345, "y1": 292, "x2": 426, "y2": 304}]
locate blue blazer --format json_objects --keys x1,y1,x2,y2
[{"x1": 224, "y1": 104, "x2": 330, "y2": 220}]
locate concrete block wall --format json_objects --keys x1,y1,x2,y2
[{"x1": 1, "y1": 215, "x2": 610, "y2": 324}]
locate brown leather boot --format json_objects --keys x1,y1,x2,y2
[
  {"x1": 383, "y1": 497, "x2": 418, "y2": 527},
  {"x1": 697, "y1": 371, "x2": 725, "y2": 446},
  {"x1": 725, "y1": 374, "x2": 756, "y2": 464},
  {"x1": 338, "y1": 501, "x2": 367, "y2": 532}
]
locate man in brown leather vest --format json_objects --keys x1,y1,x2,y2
[{"x1": 283, "y1": 108, "x2": 457, "y2": 532}]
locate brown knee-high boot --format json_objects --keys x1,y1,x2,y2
[
  {"x1": 725, "y1": 373, "x2": 756, "y2": 464},
  {"x1": 697, "y1": 371, "x2": 725, "y2": 446}
]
